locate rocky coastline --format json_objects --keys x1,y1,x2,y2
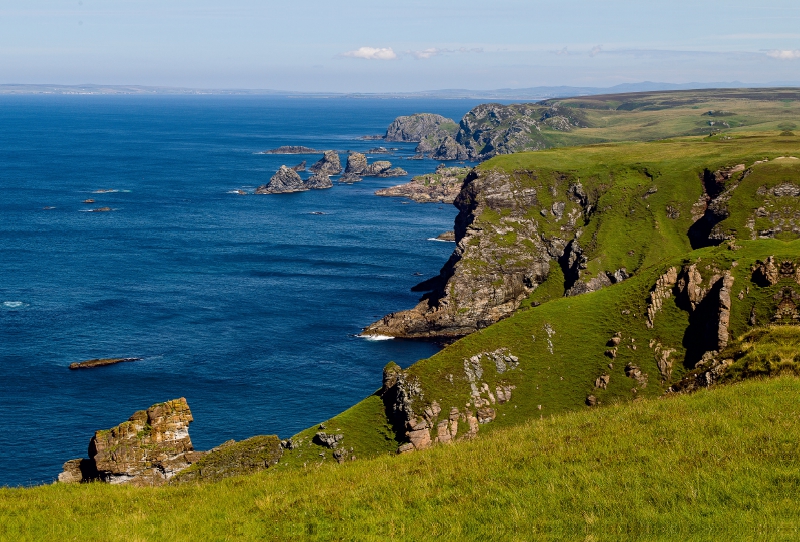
[{"x1": 375, "y1": 165, "x2": 470, "y2": 203}]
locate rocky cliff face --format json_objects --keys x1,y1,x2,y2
[
  {"x1": 363, "y1": 168, "x2": 566, "y2": 339},
  {"x1": 60, "y1": 398, "x2": 202, "y2": 486}
]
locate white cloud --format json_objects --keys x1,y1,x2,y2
[
  {"x1": 590, "y1": 45, "x2": 603, "y2": 57},
  {"x1": 342, "y1": 47, "x2": 397, "y2": 60},
  {"x1": 767, "y1": 50, "x2": 800, "y2": 60}
]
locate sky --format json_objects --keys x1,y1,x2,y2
[{"x1": 1, "y1": 0, "x2": 799, "y2": 92}]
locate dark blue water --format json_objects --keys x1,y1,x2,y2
[{"x1": 0, "y1": 96, "x2": 487, "y2": 487}]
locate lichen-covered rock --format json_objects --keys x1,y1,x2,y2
[
  {"x1": 309, "y1": 150, "x2": 342, "y2": 175},
  {"x1": 255, "y1": 166, "x2": 307, "y2": 194},
  {"x1": 172, "y1": 436, "x2": 282, "y2": 484}
]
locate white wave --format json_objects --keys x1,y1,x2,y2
[
  {"x1": 2, "y1": 301, "x2": 26, "y2": 308},
  {"x1": 427, "y1": 238, "x2": 455, "y2": 243},
  {"x1": 362, "y1": 334, "x2": 395, "y2": 341}
]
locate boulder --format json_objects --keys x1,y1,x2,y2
[
  {"x1": 310, "y1": 151, "x2": 342, "y2": 175},
  {"x1": 255, "y1": 166, "x2": 307, "y2": 194}
]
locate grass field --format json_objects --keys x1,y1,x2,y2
[{"x1": 2, "y1": 377, "x2": 799, "y2": 540}]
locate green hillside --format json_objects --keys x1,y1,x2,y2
[{"x1": 3, "y1": 377, "x2": 799, "y2": 539}]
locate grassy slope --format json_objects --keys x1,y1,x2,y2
[
  {"x1": 3, "y1": 377, "x2": 799, "y2": 540},
  {"x1": 273, "y1": 134, "x2": 800, "y2": 465}
]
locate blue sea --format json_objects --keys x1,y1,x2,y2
[{"x1": 0, "y1": 95, "x2": 489, "y2": 487}]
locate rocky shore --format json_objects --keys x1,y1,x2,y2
[{"x1": 375, "y1": 165, "x2": 471, "y2": 203}]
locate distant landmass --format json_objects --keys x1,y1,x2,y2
[{"x1": 1, "y1": 81, "x2": 798, "y2": 100}]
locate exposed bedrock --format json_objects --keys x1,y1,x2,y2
[{"x1": 362, "y1": 168, "x2": 573, "y2": 339}]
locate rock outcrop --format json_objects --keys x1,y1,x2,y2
[
  {"x1": 381, "y1": 348, "x2": 518, "y2": 454},
  {"x1": 374, "y1": 166, "x2": 470, "y2": 203},
  {"x1": 362, "y1": 168, "x2": 584, "y2": 339},
  {"x1": 60, "y1": 398, "x2": 201, "y2": 486},
  {"x1": 304, "y1": 173, "x2": 333, "y2": 190},
  {"x1": 344, "y1": 152, "x2": 367, "y2": 175},
  {"x1": 309, "y1": 151, "x2": 342, "y2": 175},
  {"x1": 68, "y1": 357, "x2": 141, "y2": 370},
  {"x1": 59, "y1": 398, "x2": 283, "y2": 486},
  {"x1": 291, "y1": 161, "x2": 306, "y2": 171},
  {"x1": 384, "y1": 113, "x2": 459, "y2": 154},
  {"x1": 261, "y1": 146, "x2": 320, "y2": 154},
  {"x1": 255, "y1": 166, "x2": 307, "y2": 194}
]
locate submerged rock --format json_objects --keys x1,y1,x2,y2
[{"x1": 69, "y1": 357, "x2": 141, "y2": 370}]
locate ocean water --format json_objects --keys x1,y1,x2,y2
[{"x1": 0, "y1": 95, "x2": 489, "y2": 487}]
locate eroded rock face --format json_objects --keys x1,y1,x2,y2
[
  {"x1": 255, "y1": 166, "x2": 307, "y2": 194},
  {"x1": 382, "y1": 349, "x2": 517, "y2": 454},
  {"x1": 59, "y1": 398, "x2": 199, "y2": 486},
  {"x1": 363, "y1": 168, "x2": 566, "y2": 339},
  {"x1": 172, "y1": 436, "x2": 282, "y2": 484},
  {"x1": 309, "y1": 151, "x2": 342, "y2": 175}
]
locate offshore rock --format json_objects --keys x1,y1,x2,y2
[
  {"x1": 309, "y1": 150, "x2": 342, "y2": 175},
  {"x1": 291, "y1": 161, "x2": 306, "y2": 171},
  {"x1": 59, "y1": 398, "x2": 200, "y2": 486},
  {"x1": 304, "y1": 173, "x2": 333, "y2": 190},
  {"x1": 262, "y1": 146, "x2": 319, "y2": 154},
  {"x1": 345, "y1": 152, "x2": 368, "y2": 175},
  {"x1": 255, "y1": 166, "x2": 307, "y2": 194}
]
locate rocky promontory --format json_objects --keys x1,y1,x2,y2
[
  {"x1": 384, "y1": 113, "x2": 459, "y2": 155},
  {"x1": 59, "y1": 397, "x2": 282, "y2": 486},
  {"x1": 375, "y1": 165, "x2": 471, "y2": 203}
]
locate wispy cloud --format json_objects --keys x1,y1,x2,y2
[
  {"x1": 767, "y1": 49, "x2": 800, "y2": 60},
  {"x1": 341, "y1": 47, "x2": 397, "y2": 60},
  {"x1": 408, "y1": 47, "x2": 483, "y2": 59},
  {"x1": 589, "y1": 45, "x2": 603, "y2": 57}
]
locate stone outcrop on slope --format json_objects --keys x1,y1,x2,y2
[
  {"x1": 374, "y1": 165, "x2": 471, "y2": 203},
  {"x1": 59, "y1": 398, "x2": 202, "y2": 486},
  {"x1": 309, "y1": 150, "x2": 342, "y2": 175},
  {"x1": 171, "y1": 436, "x2": 282, "y2": 484},
  {"x1": 255, "y1": 166, "x2": 307, "y2": 194}
]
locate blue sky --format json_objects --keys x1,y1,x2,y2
[{"x1": 1, "y1": 0, "x2": 799, "y2": 91}]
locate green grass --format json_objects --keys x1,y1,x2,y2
[{"x1": 3, "y1": 377, "x2": 799, "y2": 540}]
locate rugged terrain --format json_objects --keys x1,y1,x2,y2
[
  {"x1": 375, "y1": 165, "x2": 470, "y2": 203},
  {"x1": 388, "y1": 88, "x2": 800, "y2": 161}
]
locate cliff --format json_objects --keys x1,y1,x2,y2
[
  {"x1": 363, "y1": 135, "x2": 800, "y2": 340},
  {"x1": 375, "y1": 166, "x2": 470, "y2": 203}
]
